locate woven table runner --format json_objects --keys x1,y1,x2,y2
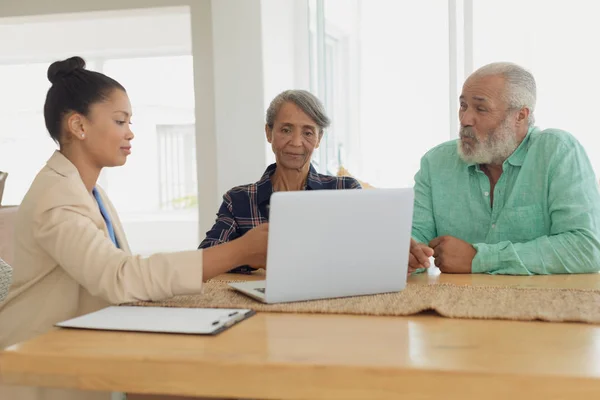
[{"x1": 128, "y1": 280, "x2": 600, "y2": 323}]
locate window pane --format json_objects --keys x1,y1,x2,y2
[
  {"x1": 102, "y1": 55, "x2": 196, "y2": 215},
  {"x1": 316, "y1": 0, "x2": 450, "y2": 187},
  {"x1": 156, "y1": 124, "x2": 197, "y2": 210},
  {"x1": 102, "y1": 55, "x2": 198, "y2": 255}
]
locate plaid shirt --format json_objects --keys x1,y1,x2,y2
[{"x1": 199, "y1": 163, "x2": 362, "y2": 273}]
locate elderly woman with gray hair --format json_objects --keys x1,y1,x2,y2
[
  {"x1": 199, "y1": 89, "x2": 362, "y2": 273},
  {"x1": 0, "y1": 257, "x2": 12, "y2": 303}
]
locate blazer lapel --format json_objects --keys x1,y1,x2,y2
[{"x1": 46, "y1": 152, "x2": 129, "y2": 253}]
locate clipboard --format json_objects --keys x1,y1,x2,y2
[{"x1": 55, "y1": 306, "x2": 256, "y2": 335}]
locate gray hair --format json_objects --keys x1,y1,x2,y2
[
  {"x1": 266, "y1": 90, "x2": 330, "y2": 134},
  {"x1": 470, "y1": 62, "x2": 537, "y2": 126}
]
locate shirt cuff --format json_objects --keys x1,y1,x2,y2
[
  {"x1": 410, "y1": 267, "x2": 427, "y2": 275},
  {"x1": 471, "y1": 243, "x2": 497, "y2": 273}
]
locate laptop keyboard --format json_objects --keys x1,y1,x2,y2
[{"x1": 255, "y1": 288, "x2": 266, "y2": 293}]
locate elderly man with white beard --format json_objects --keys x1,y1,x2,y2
[{"x1": 408, "y1": 62, "x2": 600, "y2": 275}]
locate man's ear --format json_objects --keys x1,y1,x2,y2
[
  {"x1": 516, "y1": 107, "x2": 530, "y2": 126},
  {"x1": 66, "y1": 112, "x2": 86, "y2": 141},
  {"x1": 265, "y1": 124, "x2": 273, "y2": 144}
]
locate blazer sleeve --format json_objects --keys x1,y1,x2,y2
[{"x1": 33, "y1": 199, "x2": 204, "y2": 305}]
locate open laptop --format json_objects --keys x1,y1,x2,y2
[{"x1": 229, "y1": 188, "x2": 414, "y2": 303}]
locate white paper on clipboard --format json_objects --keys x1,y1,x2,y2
[{"x1": 56, "y1": 306, "x2": 255, "y2": 335}]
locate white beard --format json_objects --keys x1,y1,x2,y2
[{"x1": 457, "y1": 116, "x2": 519, "y2": 165}]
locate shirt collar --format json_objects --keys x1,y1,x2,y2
[
  {"x1": 506, "y1": 125, "x2": 536, "y2": 167},
  {"x1": 256, "y1": 163, "x2": 321, "y2": 205},
  {"x1": 306, "y1": 164, "x2": 325, "y2": 189}
]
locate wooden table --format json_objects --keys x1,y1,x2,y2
[{"x1": 1, "y1": 269, "x2": 600, "y2": 399}]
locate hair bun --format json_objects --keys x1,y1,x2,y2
[{"x1": 47, "y1": 56, "x2": 86, "y2": 84}]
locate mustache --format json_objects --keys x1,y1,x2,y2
[{"x1": 459, "y1": 127, "x2": 476, "y2": 140}]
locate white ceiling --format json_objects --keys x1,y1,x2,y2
[{"x1": 0, "y1": 6, "x2": 192, "y2": 64}]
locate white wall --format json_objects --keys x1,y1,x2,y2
[
  {"x1": 211, "y1": 0, "x2": 268, "y2": 196},
  {"x1": 260, "y1": 0, "x2": 311, "y2": 166},
  {"x1": 260, "y1": 0, "x2": 311, "y2": 102}
]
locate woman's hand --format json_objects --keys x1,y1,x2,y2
[
  {"x1": 236, "y1": 223, "x2": 270, "y2": 269},
  {"x1": 202, "y1": 223, "x2": 269, "y2": 281}
]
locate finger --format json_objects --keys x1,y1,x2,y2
[
  {"x1": 413, "y1": 246, "x2": 431, "y2": 268},
  {"x1": 410, "y1": 238, "x2": 433, "y2": 268},
  {"x1": 434, "y1": 256, "x2": 442, "y2": 268},
  {"x1": 409, "y1": 254, "x2": 429, "y2": 272},
  {"x1": 410, "y1": 237, "x2": 418, "y2": 248},
  {"x1": 429, "y1": 236, "x2": 444, "y2": 249},
  {"x1": 411, "y1": 239, "x2": 434, "y2": 260},
  {"x1": 408, "y1": 253, "x2": 418, "y2": 268},
  {"x1": 422, "y1": 245, "x2": 434, "y2": 257},
  {"x1": 407, "y1": 264, "x2": 420, "y2": 277},
  {"x1": 413, "y1": 240, "x2": 434, "y2": 258}
]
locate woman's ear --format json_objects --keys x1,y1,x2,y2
[{"x1": 65, "y1": 112, "x2": 86, "y2": 141}]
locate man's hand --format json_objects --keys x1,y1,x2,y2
[
  {"x1": 429, "y1": 235, "x2": 476, "y2": 274},
  {"x1": 408, "y1": 238, "x2": 434, "y2": 275}
]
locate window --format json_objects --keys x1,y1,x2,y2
[
  {"x1": 157, "y1": 124, "x2": 197, "y2": 210},
  {"x1": 310, "y1": 0, "x2": 450, "y2": 188},
  {"x1": 309, "y1": 0, "x2": 358, "y2": 175},
  {"x1": 102, "y1": 55, "x2": 196, "y2": 215}
]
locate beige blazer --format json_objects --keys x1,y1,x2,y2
[{"x1": 0, "y1": 151, "x2": 205, "y2": 400}]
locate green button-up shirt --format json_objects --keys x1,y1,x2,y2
[{"x1": 412, "y1": 126, "x2": 600, "y2": 275}]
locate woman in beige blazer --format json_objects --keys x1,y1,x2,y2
[{"x1": 0, "y1": 57, "x2": 268, "y2": 400}]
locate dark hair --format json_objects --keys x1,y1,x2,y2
[{"x1": 44, "y1": 56, "x2": 126, "y2": 143}]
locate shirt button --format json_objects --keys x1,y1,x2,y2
[
  {"x1": 484, "y1": 191, "x2": 490, "y2": 197},
  {"x1": 491, "y1": 224, "x2": 496, "y2": 229}
]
